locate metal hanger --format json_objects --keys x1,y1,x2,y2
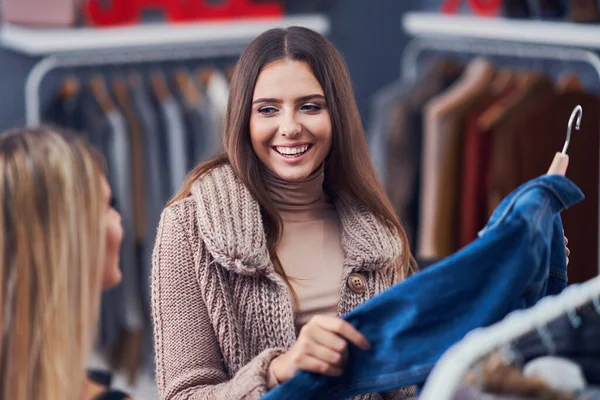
[
  {"x1": 561, "y1": 105, "x2": 583, "y2": 155},
  {"x1": 546, "y1": 105, "x2": 583, "y2": 175}
]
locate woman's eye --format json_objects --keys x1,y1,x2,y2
[
  {"x1": 258, "y1": 106, "x2": 278, "y2": 115},
  {"x1": 301, "y1": 103, "x2": 322, "y2": 112}
]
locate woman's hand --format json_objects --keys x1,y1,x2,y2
[
  {"x1": 565, "y1": 236, "x2": 570, "y2": 265},
  {"x1": 270, "y1": 315, "x2": 370, "y2": 383}
]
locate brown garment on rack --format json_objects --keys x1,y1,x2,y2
[
  {"x1": 385, "y1": 61, "x2": 463, "y2": 251},
  {"x1": 175, "y1": 68, "x2": 205, "y2": 106},
  {"x1": 557, "y1": 73, "x2": 584, "y2": 93},
  {"x1": 90, "y1": 75, "x2": 116, "y2": 114},
  {"x1": 569, "y1": 0, "x2": 600, "y2": 23},
  {"x1": 112, "y1": 78, "x2": 146, "y2": 243},
  {"x1": 459, "y1": 73, "x2": 519, "y2": 248},
  {"x1": 486, "y1": 73, "x2": 556, "y2": 214},
  {"x1": 417, "y1": 58, "x2": 495, "y2": 260},
  {"x1": 501, "y1": 91, "x2": 600, "y2": 284}
]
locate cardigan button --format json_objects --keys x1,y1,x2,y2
[{"x1": 347, "y1": 273, "x2": 367, "y2": 294}]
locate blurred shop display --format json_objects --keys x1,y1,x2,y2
[
  {"x1": 1, "y1": 0, "x2": 286, "y2": 27},
  {"x1": 2, "y1": 0, "x2": 79, "y2": 27},
  {"x1": 435, "y1": 0, "x2": 599, "y2": 22}
]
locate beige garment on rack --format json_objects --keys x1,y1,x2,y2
[
  {"x1": 417, "y1": 58, "x2": 495, "y2": 261},
  {"x1": 385, "y1": 61, "x2": 463, "y2": 249}
]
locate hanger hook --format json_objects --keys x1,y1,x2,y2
[{"x1": 562, "y1": 105, "x2": 583, "y2": 155}]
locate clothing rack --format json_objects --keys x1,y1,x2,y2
[
  {"x1": 24, "y1": 44, "x2": 243, "y2": 126},
  {"x1": 401, "y1": 16, "x2": 600, "y2": 276},
  {"x1": 420, "y1": 274, "x2": 600, "y2": 400},
  {"x1": 401, "y1": 38, "x2": 600, "y2": 86},
  {"x1": 0, "y1": 15, "x2": 331, "y2": 126}
]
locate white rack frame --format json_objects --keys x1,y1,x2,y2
[
  {"x1": 404, "y1": 12, "x2": 600, "y2": 50},
  {"x1": 0, "y1": 15, "x2": 330, "y2": 126},
  {"x1": 402, "y1": 13, "x2": 600, "y2": 275}
]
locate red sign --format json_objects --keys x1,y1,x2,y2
[
  {"x1": 83, "y1": 0, "x2": 284, "y2": 27},
  {"x1": 441, "y1": 0, "x2": 503, "y2": 16}
]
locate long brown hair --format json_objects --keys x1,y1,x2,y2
[
  {"x1": 170, "y1": 27, "x2": 416, "y2": 292},
  {"x1": 0, "y1": 127, "x2": 106, "y2": 400}
]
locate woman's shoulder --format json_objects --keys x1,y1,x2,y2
[
  {"x1": 164, "y1": 163, "x2": 237, "y2": 220},
  {"x1": 160, "y1": 163, "x2": 256, "y2": 254}
]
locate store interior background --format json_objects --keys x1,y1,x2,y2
[
  {"x1": 0, "y1": 0, "x2": 425, "y2": 131},
  {"x1": 4, "y1": 1, "x2": 599, "y2": 399}
]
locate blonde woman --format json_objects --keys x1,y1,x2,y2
[{"x1": 0, "y1": 127, "x2": 129, "y2": 400}]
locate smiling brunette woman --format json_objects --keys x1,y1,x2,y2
[{"x1": 151, "y1": 27, "x2": 417, "y2": 400}]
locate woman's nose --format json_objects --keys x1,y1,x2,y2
[{"x1": 279, "y1": 114, "x2": 301, "y2": 138}]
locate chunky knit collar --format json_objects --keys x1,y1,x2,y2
[{"x1": 190, "y1": 164, "x2": 402, "y2": 276}]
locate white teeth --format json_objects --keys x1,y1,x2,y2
[{"x1": 275, "y1": 145, "x2": 309, "y2": 156}]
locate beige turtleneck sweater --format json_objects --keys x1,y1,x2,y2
[{"x1": 264, "y1": 165, "x2": 344, "y2": 331}]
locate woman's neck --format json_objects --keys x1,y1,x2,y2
[{"x1": 262, "y1": 165, "x2": 331, "y2": 219}]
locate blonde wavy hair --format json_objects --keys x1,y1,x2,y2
[{"x1": 0, "y1": 127, "x2": 107, "y2": 400}]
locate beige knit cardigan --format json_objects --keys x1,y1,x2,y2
[{"x1": 151, "y1": 164, "x2": 416, "y2": 400}]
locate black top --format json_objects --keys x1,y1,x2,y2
[{"x1": 87, "y1": 370, "x2": 130, "y2": 400}]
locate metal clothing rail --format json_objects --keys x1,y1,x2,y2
[
  {"x1": 401, "y1": 37, "x2": 600, "y2": 84},
  {"x1": 400, "y1": 37, "x2": 600, "y2": 276},
  {"x1": 25, "y1": 43, "x2": 246, "y2": 126}
]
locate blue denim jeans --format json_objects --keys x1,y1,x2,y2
[{"x1": 262, "y1": 175, "x2": 584, "y2": 400}]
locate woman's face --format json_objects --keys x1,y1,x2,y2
[
  {"x1": 250, "y1": 59, "x2": 332, "y2": 182},
  {"x1": 101, "y1": 175, "x2": 123, "y2": 290}
]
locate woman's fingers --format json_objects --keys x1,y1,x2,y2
[
  {"x1": 302, "y1": 337, "x2": 345, "y2": 367},
  {"x1": 314, "y1": 316, "x2": 371, "y2": 351},
  {"x1": 298, "y1": 354, "x2": 343, "y2": 377},
  {"x1": 310, "y1": 325, "x2": 348, "y2": 353}
]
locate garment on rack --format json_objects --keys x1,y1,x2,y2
[
  {"x1": 459, "y1": 354, "x2": 574, "y2": 400},
  {"x1": 523, "y1": 356, "x2": 587, "y2": 392},
  {"x1": 458, "y1": 71, "x2": 518, "y2": 248},
  {"x1": 129, "y1": 74, "x2": 164, "y2": 367},
  {"x1": 105, "y1": 108, "x2": 145, "y2": 332},
  {"x1": 379, "y1": 60, "x2": 463, "y2": 254},
  {"x1": 262, "y1": 174, "x2": 583, "y2": 400},
  {"x1": 204, "y1": 69, "x2": 229, "y2": 138},
  {"x1": 417, "y1": 58, "x2": 495, "y2": 261},
  {"x1": 44, "y1": 78, "x2": 84, "y2": 129},
  {"x1": 511, "y1": 301, "x2": 600, "y2": 385},
  {"x1": 194, "y1": 102, "x2": 220, "y2": 162},
  {"x1": 175, "y1": 86, "x2": 217, "y2": 167},
  {"x1": 368, "y1": 80, "x2": 408, "y2": 184},
  {"x1": 159, "y1": 97, "x2": 187, "y2": 196},
  {"x1": 73, "y1": 87, "x2": 128, "y2": 350},
  {"x1": 489, "y1": 90, "x2": 600, "y2": 284},
  {"x1": 113, "y1": 78, "x2": 147, "y2": 243},
  {"x1": 442, "y1": 287, "x2": 600, "y2": 400}
]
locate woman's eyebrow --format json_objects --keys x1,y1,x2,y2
[
  {"x1": 252, "y1": 97, "x2": 282, "y2": 104},
  {"x1": 252, "y1": 94, "x2": 325, "y2": 104}
]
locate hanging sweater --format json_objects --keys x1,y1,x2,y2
[{"x1": 151, "y1": 163, "x2": 415, "y2": 400}]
